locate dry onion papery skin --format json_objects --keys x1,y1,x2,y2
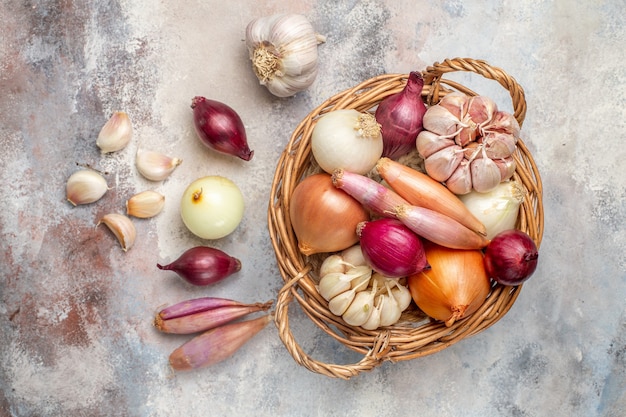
[
  {"x1": 289, "y1": 173, "x2": 370, "y2": 256},
  {"x1": 407, "y1": 243, "x2": 491, "y2": 327}
]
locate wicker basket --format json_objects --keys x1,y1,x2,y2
[{"x1": 268, "y1": 57, "x2": 544, "y2": 379}]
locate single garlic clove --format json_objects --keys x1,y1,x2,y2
[
  {"x1": 342, "y1": 290, "x2": 375, "y2": 327},
  {"x1": 361, "y1": 295, "x2": 383, "y2": 330},
  {"x1": 328, "y1": 289, "x2": 356, "y2": 316},
  {"x1": 378, "y1": 293, "x2": 402, "y2": 327},
  {"x1": 483, "y1": 132, "x2": 517, "y2": 159},
  {"x1": 494, "y1": 156, "x2": 517, "y2": 181},
  {"x1": 126, "y1": 190, "x2": 165, "y2": 218},
  {"x1": 424, "y1": 145, "x2": 464, "y2": 182},
  {"x1": 319, "y1": 254, "x2": 345, "y2": 277},
  {"x1": 341, "y1": 244, "x2": 368, "y2": 268},
  {"x1": 470, "y1": 157, "x2": 502, "y2": 193},
  {"x1": 97, "y1": 213, "x2": 136, "y2": 251},
  {"x1": 390, "y1": 283, "x2": 413, "y2": 312},
  {"x1": 445, "y1": 160, "x2": 473, "y2": 195},
  {"x1": 96, "y1": 111, "x2": 133, "y2": 153},
  {"x1": 318, "y1": 272, "x2": 352, "y2": 301},
  {"x1": 66, "y1": 169, "x2": 108, "y2": 206},
  {"x1": 416, "y1": 130, "x2": 455, "y2": 159},
  {"x1": 135, "y1": 149, "x2": 182, "y2": 181}
]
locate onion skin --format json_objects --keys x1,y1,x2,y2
[
  {"x1": 483, "y1": 230, "x2": 539, "y2": 286},
  {"x1": 169, "y1": 314, "x2": 271, "y2": 371},
  {"x1": 191, "y1": 96, "x2": 253, "y2": 161},
  {"x1": 157, "y1": 246, "x2": 241, "y2": 286},
  {"x1": 408, "y1": 243, "x2": 491, "y2": 327},
  {"x1": 289, "y1": 173, "x2": 370, "y2": 255},
  {"x1": 375, "y1": 71, "x2": 427, "y2": 160},
  {"x1": 357, "y1": 218, "x2": 429, "y2": 278}
]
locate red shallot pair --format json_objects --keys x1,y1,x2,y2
[{"x1": 155, "y1": 297, "x2": 273, "y2": 371}]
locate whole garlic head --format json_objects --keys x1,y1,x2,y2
[{"x1": 245, "y1": 13, "x2": 326, "y2": 97}]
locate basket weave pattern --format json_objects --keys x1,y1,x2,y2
[{"x1": 268, "y1": 58, "x2": 544, "y2": 379}]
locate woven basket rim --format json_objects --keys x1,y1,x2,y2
[{"x1": 268, "y1": 57, "x2": 544, "y2": 379}]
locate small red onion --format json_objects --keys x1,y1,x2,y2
[
  {"x1": 357, "y1": 218, "x2": 429, "y2": 278},
  {"x1": 483, "y1": 230, "x2": 539, "y2": 286},
  {"x1": 191, "y1": 96, "x2": 254, "y2": 161},
  {"x1": 157, "y1": 246, "x2": 241, "y2": 286},
  {"x1": 375, "y1": 71, "x2": 427, "y2": 160}
]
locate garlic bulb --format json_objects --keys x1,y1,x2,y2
[
  {"x1": 317, "y1": 245, "x2": 412, "y2": 329},
  {"x1": 416, "y1": 92, "x2": 520, "y2": 194},
  {"x1": 245, "y1": 14, "x2": 326, "y2": 97}
]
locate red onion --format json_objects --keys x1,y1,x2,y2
[
  {"x1": 483, "y1": 230, "x2": 539, "y2": 286},
  {"x1": 191, "y1": 96, "x2": 254, "y2": 161},
  {"x1": 357, "y1": 218, "x2": 429, "y2": 278},
  {"x1": 375, "y1": 71, "x2": 427, "y2": 160},
  {"x1": 157, "y1": 246, "x2": 241, "y2": 286}
]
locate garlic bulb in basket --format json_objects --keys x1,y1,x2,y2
[
  {"x1": 245, "y1": 14, "x2": 326, "y2": 97},
  {"x1": 416, "y1": 92, "x2": 521, "y2": 194},
  {"x1": 317, "y1": 245, "x2": 412, "y2": 329}
]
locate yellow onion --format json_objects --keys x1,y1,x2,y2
[
  {"x1": 289, "y1": 173, "x2": 369, "y2": 256},
  {"x1": 407, "y1": 243, "x2": 490, "y2": 327}
]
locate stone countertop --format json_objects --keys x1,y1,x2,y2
[{"x1": 1, "y1": 1, "x2": 624, "y2": 416}]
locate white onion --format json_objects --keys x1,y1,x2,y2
[
  {"x1": 311, "y1": 109, "x2": 383, "y2": 175},
  {"x1": 180, "y1": 176, "x2": 244, "y2": 240},
  {"x1": 459, "y1": 180, "x2": 525, "y2": 240}
]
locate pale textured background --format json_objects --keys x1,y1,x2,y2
[{"x1": 1, "y1": 1, "x2": 625, "y2": 416}]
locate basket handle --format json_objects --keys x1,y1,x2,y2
[
  {"x1": 422, "y1": 57, "x2": 527, "y2": 127},
  {"x1": 274, "y1": 274, "x2": 389, "y2": 380}
]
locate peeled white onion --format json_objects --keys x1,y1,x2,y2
[
  {"x1": 311, "y1": 109, "x2": 383, "y2": 175},
  {"x1": 180, "y1": 176, "x2": 244, "y2": 240}
]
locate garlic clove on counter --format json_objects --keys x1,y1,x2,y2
[
  {"x1": 126, "y1": 190, "x2": 165, "y2": 218},
  {"x1": 97, "y1": 213, "x2": 136, "y2": 251},
  {"x1": 96, "y1": 111, "x2": 133, "y2": 153},
  {"x1": 135, "y1": 149, "x2": 182, "y2": 181},
  {"x1": 245, "y1": 13, "x2": 325, "y2": 97},
  {"x1": 66, "y1": 169, "x2": 109, "y2": 206}
]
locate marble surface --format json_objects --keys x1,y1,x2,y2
[{"x1": 1, "y1": 1, "x2": 625, "y2": 416}]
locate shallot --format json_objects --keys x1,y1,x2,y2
[
  {"x1": 154, "y1": 297, "x2": 273, "y2": 334},
  {"x1": 157, "y1": 246, "x2": 241, "y2": 286},
  {"x1": 376, "y1": 157, "x2": 486, "y2": 236},
  {"x1": 169, "y1": 314, "x2": 271, "y2": 371},
  {"x1": 191, "y1": 96, "x2": 254, "y2": 161}
]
